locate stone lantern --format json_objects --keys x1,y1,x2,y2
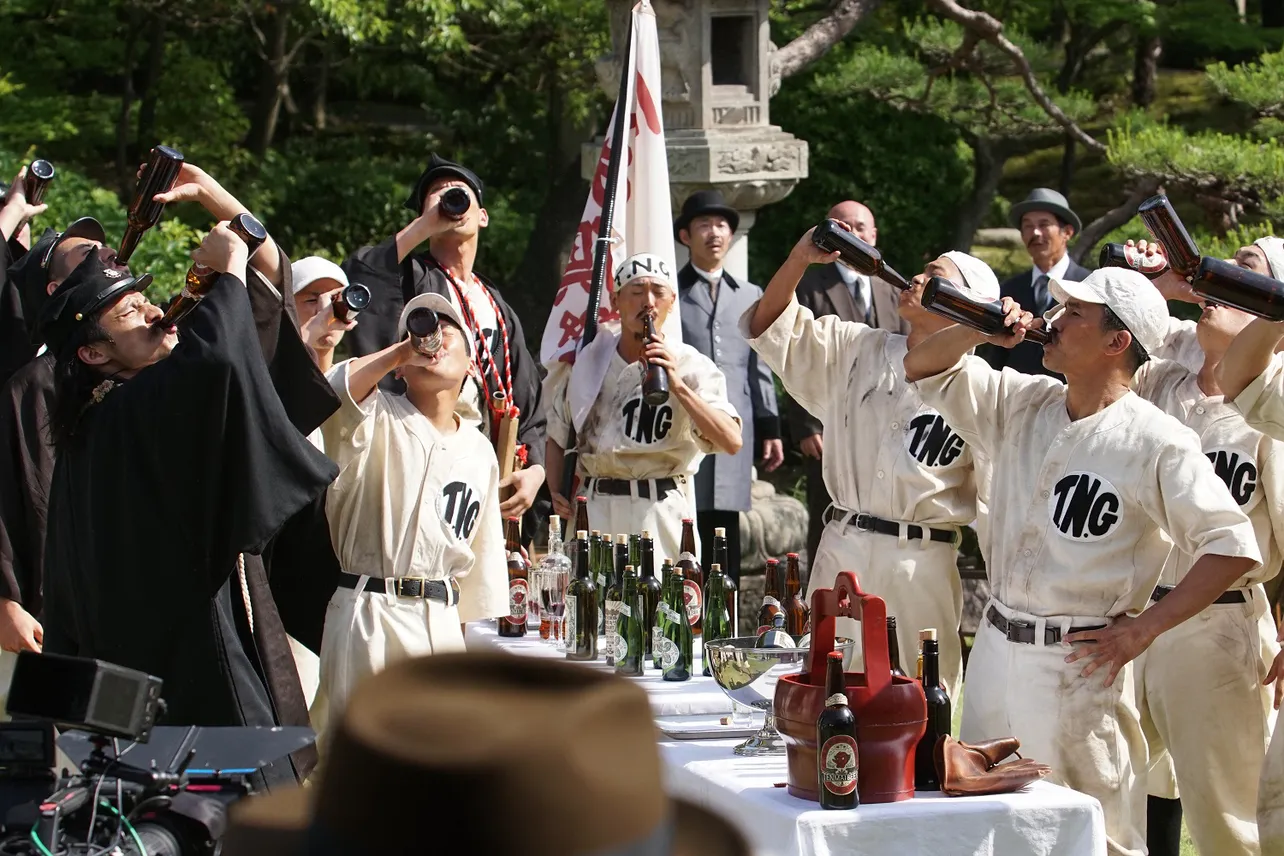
[{"x1": 589, "y1": 0, "x2": 809, "y2": 281}]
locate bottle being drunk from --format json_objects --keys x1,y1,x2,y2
[{"x1": 817, "y1": 650, "x2": 859, "y2": 809}]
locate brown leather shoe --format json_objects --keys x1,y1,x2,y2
[{"x1": 933, "y1": 735, "x2": 1052, "y2": 797}]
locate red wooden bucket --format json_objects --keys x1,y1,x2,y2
[{"x1": 774, "y1": 571, "x2": 927, "y2": 803}]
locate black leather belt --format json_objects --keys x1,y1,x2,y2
[
  {"x1": 587, "y1": 477, "x2": 678, "y2": 501},
  {"x1": 986, "y1": 605, "x2": 1107, "y2": 645},
  {"x1": 823, "y1": 506, "x2": 958, "y2": 545},
  {"x1": 1151, "y1": 584, "x2": 1246, "y2": 605},
  {"x1": 338, "y1": 575, "x2": 459, "y2": 605}
]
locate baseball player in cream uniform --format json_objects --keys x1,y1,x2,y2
[
  {"x1": 905, "y1": 267, "x2": 1262, "y2": 856},
  {"x1": 311, "y1": 293, "x2": 508, "y2": 747},
  {"x1": 741, "y1": 226, "x2": 997, "y2": 696},
  {"x1": 545, "y1": 253, "x2": 742, "y2": 565},
  {"x1": 1131, "y1": 298, "x2": 1283, "y2": 856}
]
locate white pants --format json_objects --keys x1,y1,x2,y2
[
  {"x1": 1137, "y1": 590, "x2": 1277, "y2": 856},
  {"x1": 288, "y1": 634, "x2": 320, "y2": 712},
  {"x1": 1262, "y1": 718, "x2": 1284, "y2": 855},
  {"x1": 310, "y1": 584, "x2": 464, "y2": 749},
  {"x1": 810, "y1": 518, "x2": 963, "y2": 699},
  {"x1": 584, "y1": 477, "x2": 699, "y2": 566},
  {"x1": 963, "y1": 601, "x2": 1146, "y2": 856}
]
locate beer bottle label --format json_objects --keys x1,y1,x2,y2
[
  {"x1": 683, "y1": 580, "x2": 703, "y2": 627},
  {"x1": 605, "y1": 601, "x2": 621, "y2": 656},
  {"x1": 565, "y1": 595, "x2": 577, "y2": 647},
  {"x1": 825, "y1": 693, "x2": 847, "y2": 707},
  {"x1": 820, "y1": 735, "x2": 859, "y2": 796},
  {"x1": 761, "y1": 596, "x2": 780, "y2": 608},
  {"x1": 1122, "y1": 244, "x2": 1168, "y2": 275},
  {"x1": 508, "y1": 579, "x2": 529, "y2": 622}
]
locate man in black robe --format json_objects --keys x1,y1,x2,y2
[
  {"x1": 0, "y1": 166, "x2": 49, "y2": 384},
  {"x1": 341, "y1": 155, "x2": 547, "y2": 527},
  {"x1": 40, "y1": 222, "x2": 338, "y2": 788}
]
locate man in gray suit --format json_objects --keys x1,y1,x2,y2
[
  {"x1": 792, "y1": 200, "x2": 908, "y2": 566},
  {"x1": 675, "y1": 190, "x2": 782, "y2": 583},
  {"x1": 977, "y1": 188, "x2": 1090, "y2": 380}
]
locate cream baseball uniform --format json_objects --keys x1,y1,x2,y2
[
  {"x1": 1133, "y1": 358, "x2": 1281, "y2": 856},
  {"x1": 914, "y1": 355, "x2": 1262, "y2": 856},
  {"x1": 545, "y1": 326, "x2": 740, "y2": 567},
  {"x1": 742, "y1": 296, "x2": 977, "y2": 697},
  {"x1": 311, "y1": 359, "x2": 508, "y2": 742}
]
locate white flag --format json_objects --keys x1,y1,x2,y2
[{"x1": 540, "y1": 0, "x2": 679, "y2": 368}]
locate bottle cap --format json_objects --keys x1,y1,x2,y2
[
  {"x1": 919, "y1": 628, "x2": 937, "y2": 641},
  {"x1": 710, "y1": 563, "x2": 721, "y2": 573},
  {"x1": 827, "y1": 651, "x2": 843, "y2": 661},
  {"x1": 617, "y1": 534, "x2": 628, "y2": 544},
  {"x1": 591, "y1": 530, "x2": 601, "y2": 537},
  {"x1": 714, "y1": 527, "x2": 726, "y2": 537},
  {"x1": 642, "y1": 530, "x2": 652, "y2": 538},
  {"x1": 506, "y1": 516, "x2": 520, "y2": 523},
  {"x1": 682, "y1": 518, "x2": 694, "y2": 524},
  {"x1": 575, "y1": 495, "x2": 587, "y2": 502},
  {"x1": 766, "y1": 557, "x2": 779, "y2": 565},
  {"x1": 786, "y1": 552, "x2": 799, "y2": 558},
  {"x1": 549, "y1": 514, "x2": 561, "y2": 525},
  {"x1": 887, "y1": 616, "x2": 898, "y2": 628},
  {"x1": 624, "y1": 565, "x2": 634, "y2": 573}
]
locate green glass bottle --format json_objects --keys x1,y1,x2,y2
[
  {"x1": 591, "y1": 531, "x2": 607, "y2": 636},
  {"x1": 702, "y1": 563, "x2": 733, "y2": 677},
  {"x1": 653, "y1": 558, "x2": 675, "y2": 670},
  {"x1": 604, "y1": 534, "x2": 626, "y2": 666},
  {"x1": 639, "y1": 532, "x2": 663, "y2": 665},
  {"x1": 659, "y1": 560, "x2": 693, "y2": 682},
  {"x1": 566, "y1": 530, "x2": 599, "y2": 661},
  {"x1": 614, "y1": 564, "x2": 645, "y2": 677}
]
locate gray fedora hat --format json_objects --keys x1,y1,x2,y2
[{"x1": 1010, "y1": 188, "x2": 1082, "y2": 233}]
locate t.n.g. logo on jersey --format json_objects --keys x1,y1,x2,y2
[
  {"x1": 904, "y1": 408, "x2": 965, "y2": 468},
  {"x1": 1206, "y1": 447, "x2": 1259, "y2": 508},
  {"x1": 440, "y1": 480, "x2": 482, "y2": 540},
  {"x1": 1049, "y1": 472, "x2": 1122, "y2": 541},
  {"x1": 622, "y1": 398, "x2": 673, "y2": 444}
]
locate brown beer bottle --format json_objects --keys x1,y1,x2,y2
[
  {"x1": 333, "y1": 283, "x2": 372, "y2": 322},
  {"x1": 1098, "y1": 242, "x2": 1169, "y2": 280},
  {"x1": 817, "y1": 650, "x2": 859, "y2": 809},
  {"x1": 117, "y1": 145, "x2": 185, "y2": 264},
  {"x1": 1138, "y1": 195, "x2": 1201, "y2": 278},
  {"x1": 887, "y1": 616, "x2": 907, "y2": 678},
  {"x1": 676, "y1": 519, "x2": 703, "y2": 642},
  {"x1": 1190, "y1": 256, "x2": 1284, "y2": 321},
  {"x1": 757, "y1": 557, "x2": 783, "y2": 634},
  {"x1": 406, "y1": 307, "x2": 443, "y2": 356},
  {"x1": 23, "y1": 159, "x2": 54, "y2": 206},
  {"x1": 499, "y1": 517, "x2": 528, "y2": 637},
  {"x1": 811, "y1": 218, "x2": 911, "y2": 291},
  {"x1": 783, "y1": 552, "x2": 808, "y2": 639},
  {"x1": 641, "y1": 312, "x2": 670, "y2": 405},
  {"x1": 439, "y1": 186, "x2": 471, "y2": 220},
  {"x1": 922, "y1": 276, "x2": 1050, "y2": 344},
  {"x1": 157, "y1": 213, "x2": 268, "y2": 329}
]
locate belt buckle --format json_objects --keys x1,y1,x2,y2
[
  {"x1": 1006, "y1": 618, "x2": 1033, "y2": 643},
  {"x1": 396, "y1": 577, "x2": 427, "y2": 598},
  {"x1": 852, "y1": 512, "x2": 874, "y2": 532}
]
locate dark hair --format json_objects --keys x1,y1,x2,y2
[
  {"x1": 49, "y1": 317, "x2": 114, "y2": 451},
  {"x1": 1101, "y1": 306, "x2": 1148, "y2": 374}
]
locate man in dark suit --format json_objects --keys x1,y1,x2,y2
[
  {"x1": 791, "y1": 200, "x2": 908, "y2": 567},
  {"x1": 675, "y1": 190, "x2": 782, "y2": 582},
  {"x1": 978, "y1": 188, "x2": 1090, "y2": 379}
]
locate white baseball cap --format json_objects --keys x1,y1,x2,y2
[
  {"x1": 1253, "y1": 237, "x2": 1284, "y2": 280},
  {"x1": 1049, "y1": 267, "x2": 1168, "y2": 356},
  {"x1": 290, "y1": 256, "x2": 349, "y2": 296},
  {"x1": 397, "y1": 292, "x2": 474, "y2": 359},
  {"x1": 940, "y1": 251, "x2": 1000, "y2": 300},
  {"x1": 613, "y1": 253, "x2": 673, "y2": 292}
]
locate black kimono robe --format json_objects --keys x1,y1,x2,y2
[
  {"x1": 42, "y1": 274, "x2": 338, "y2": 788},
  {"x1": 0, "y1": 235, "x2": 38, "y2": 385},
  {"x1": 0, "y1": 352, "x2": 54, "y2": 617}
]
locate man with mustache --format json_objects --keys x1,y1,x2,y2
[
  {"x1": 544, "y1": 253, "x2": 742, "y2": 567},
  {"x1": 674, "y1": 190, "x2": 781, "y2": 582},
  {"x1": 978, "y1": 188, "x2": 1089, "y2": 380}
]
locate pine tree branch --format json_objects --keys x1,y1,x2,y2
[
  {"x1": 924, "y1": 0, "x2": 1106, "y2": 154},
  {"x1": 774, "y1": 0, "x2": 885, "y2": 80},
  {"x1": 1069, "y1": 177, "x2": 1162, "y2": 264}
]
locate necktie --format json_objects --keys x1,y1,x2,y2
[
  {"x1": 852, "y1": 275, "x2": 872, "y2": 325},
  {"x1": 1032, "y1": 274, "x2": 1050, "y2": 315},
  {"x1": 704, "y1": 273, "x2": 720, "y2": 304}
]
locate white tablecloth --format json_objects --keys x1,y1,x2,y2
[
  {"x1": 659, "y1": 738, "x2": 1107, "y2": 856},
  {"x1": 464, "y1": 621, "x2": 733, "y2": 718}
]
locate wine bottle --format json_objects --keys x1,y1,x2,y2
[
  {"x1": 713, "y1": 526, "x2": 738, "y2": 634},
  {"x1": 922, "y1": 276, "x2": 1051, "y2": 344},
  {"x1": 641, "y1": 312, "x2": 670, "y2": 405},
  {"x1": 639, "y1": 532, "x2": 662, "y2": 664},
  {"x1": 914, "y1": 632, "x2": 951, "y2": 791},
  {"x1": 614, "y1": 564, "x2": 645, "y2": 677},
  {"x1": 592, "y1": 531, "x2": 608, "y2": 638},
  {"x1": 811, "y1": 218, "x2": 911, "y2": 291},
  {"x1": 23, "y1": 159, "x2": 54, "y2": 206},
  {"x1": 498, "y1": 517, "x2": 528, "y2": 638},
  {"x1": 439, "y1": 186, "x2": 471, "y2": 220},
  {"x1": 757, "y1": 558, "x2": 783, "y2": 634},
  {"x1": 817, "y1": 650, "x2": 859, "y2": 810},
  {"x1": 333, "y1": 283, "x2": 372, "y2": 322},
  {"x1": 659, "y1": 560, "x2": 693, "y2": 682},
  {"x1": 157, "y1": 213, "x2": 267, "y2": 329},
  {"x1": 1138, "y1": 195, "x2": 1201, "y2": 278},
  {"x1": 565, "y1": 530, "x2": 599, "y2": 661},
  {"x1": 701, "y1": 563, "x2": 733, "y2": 676},
  {"x1": 604, "y1": 534, "x2": 627, "y2": 666},
  {"x1": 652, "y1": 558, "x2": 676, "y2": 670},
  {"x1": 1190, "y1": 256, "x2": 1284, "y2": 321},
  {"x1": 887, "y1": 616, "x2": 907, "y2": 679},
  {"x1": 117, "y1": 145, "x2": 185, "y2": 264},
  {"x1": 1098, "y1": 242, "x2": 1168, "y2": 280}
]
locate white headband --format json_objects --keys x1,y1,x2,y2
[
  {"x1": 940, "y1": 251, "x2": 1001, "y2": 300},
  {"x1": 1254, "y1": 237, "x2": 1284, "y2": 280},
  {"x1": 613, "y1": 253, "x2": 673, "y2": 292}
]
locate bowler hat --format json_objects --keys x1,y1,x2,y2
[
  {"x1": 404, "y1": 154, "x2": 484, "y2": 214},
  {"x1": 674, "y1": 190, "x2": 739, "y2": 240},
  {"x1": 1009, "y1": 188, "x2": 1082, "y2": 233},
  {"x1": 222, "y1": 653, "x2": 750, "y2": 856}
]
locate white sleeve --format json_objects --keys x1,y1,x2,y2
[
  {"x1": 542, "y1": 362, "x2": 572, "y2": 448},
  {"x1": 1233, "y1": 354, "x2": 1284, "y2": 443},
  {"x1": 457, "y1": 453, "x2": 509, "y2": 623},
  {"x1": 319, "y1": 359, "x2": 380, "y2": 457},
  {"x1": 681, "y1": 354, "x2": 741, "y2": 454}
]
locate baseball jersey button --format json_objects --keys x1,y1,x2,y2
[
  {"x1": 1195, "y1": 406, "x2": 1205, "y2": 414},
  {"x1": 1041, "y1": 490, "x2": 1049, "y2": 498},
  {"x1": 890, "y1": 422, "x2": 899, "y2": 430},
  {"x1": 877, "y1": 470, "x2": 885, "y2": 479}
]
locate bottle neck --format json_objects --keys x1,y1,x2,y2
[
  {"x1": 887, "y1": 626, "x2": 901, "y2": 663},
  {"x1": 641, "y1": 548, "x2": 655, "y2": 578},
  {"x1": 923, "y1": 641, "x2": 941, "y2": 687},
  {"x1": 824, "y1": 656, "x2": 845, "y2": 698}
]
